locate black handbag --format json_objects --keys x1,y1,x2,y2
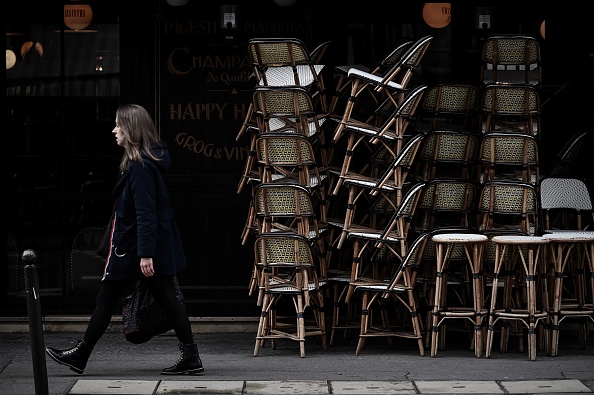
[{"x1": 121, "y1": 276, "x2": 184, "y2": 344}]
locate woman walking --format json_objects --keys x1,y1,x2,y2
[{"x1": 45, "y1": 103, "x2": 203, "y2": 375}]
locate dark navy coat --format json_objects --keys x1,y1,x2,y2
[{"x1": 102, "y1": 142, "x2": 187, "y2": 281}]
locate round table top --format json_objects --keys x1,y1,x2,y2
[
  {"x1": 492, "y1": 235, "x2": 549, "y2": 244},
  {"x1": 432, "y1": 233, "x2": 488, "y2": 243},
  {"x1": 542, "y1": 231, "x2": 594, "y2": 242}
]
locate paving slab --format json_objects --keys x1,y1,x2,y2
[
  {"x1": 414, "y1": 380, "x2": 503, "y2": 394},
  {"x1": 68, "y1": 379, "x2": 159, "y2": 395},
  {"x1": 330, "y1": 380, "x2": 416, "y2": 394},
  {"x1": 157, "y1": 379, "x2": 245, "y2": 394},
  {"x1": 500, "y1": 379, "x2": 593, "y2": 394},
  {"x1": 244, "y1": 380, "x2": 329, "y2": 394}
]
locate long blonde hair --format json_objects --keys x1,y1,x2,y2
[{"x1": 116, "y1": 104, "x2": 162, "y2": 172}]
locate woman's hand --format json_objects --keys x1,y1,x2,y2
[{"x1": 140, "y1": 257, "x2": 155, "y2": 277}]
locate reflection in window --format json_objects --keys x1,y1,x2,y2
[{"x1": 6, "y1": 24, "x2": 120, "y2": 97}]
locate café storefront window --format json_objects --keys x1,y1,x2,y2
[
  {"x1": 5, "y1": 19, "x2": 121, "y2": 314},
  {"x1": 6, "y1": 24, "x2": 119, "y2": 97}
]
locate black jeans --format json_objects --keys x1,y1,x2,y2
[{"x1": 83, "y1": 275, "x2": 194, "y2": 348}]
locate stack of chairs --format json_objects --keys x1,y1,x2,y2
[
  {"x1": 322, "y1": 35, "x2": 435, "y2": 351},
  {"x1": 236, "y1": 37, "x2": 335, "y2": 357},
  {"x1": 237, "y1": 32, "x2": 592, "y2": 361},
  {"x1": 477, "y1": 35, "x2": 543, "y2": 186},
  {"x1": 476, "y1": 35, "x2": 557, "y2": 361}
]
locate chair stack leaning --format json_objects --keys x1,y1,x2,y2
[{"x1": 322, "y1": 35, "x2": 433, "y2": 352}]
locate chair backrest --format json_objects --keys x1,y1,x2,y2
[
  {"x1": 540, "y1": 177, "x2": 594, "y2": 231},
  {"x1": 351, "y1": 181, "x2": 426, "y2": 269},
  {"x1": 380, "y1": 229, "x2": 432, "y2": 294},
  {"x1": 377, "y1": 181, "x2": 426, "y2": 246},
  {"x1": 480, "y1": 83, "x2": 541, "y2": 137},
  {"x1": 413, "y1": 178, "x2": 478, "y2": 232},
  {"x1": 248, "y1": 37, "x2": 312, "y2": 70},
  {"x1": 253, "y1": 182, "x2": 320, "y2": 234},
  {"x1": 309, "y1": 40, "x2": 332, "y2": 64},
  {"x1": 477, "y1": 180, "x2": 539, "y2": 235},
  {"x1": 416, "y1": 129, "x2": 478, "y2": 181},
  {"x1": 254, "y1": 232, "x2": 317, "y2": 269},
  {"x1": 378, "y1": 35, "x2": 434, "y2": 90},
  {"x1": 480, "y1": 35, "x2": 542, "y2": 87},
  {"x1": 252, "y1": 85, "x2": 323, "y2": 135},
  {"x1": 371, "y1": 132, "x2": 425, "y2": 202},
  {"x1": 478, "y1": 131, "x2": 539, "y2": 185},
  {"x1": 374, "y1": 39, "x2": 415, "y2": 72},
  {"x1": 255, "y1": 133, "x2": 318, "y2": 169},
  {"x1": 253, "y1": 232, "x2": 321, "y2": 300},
  {"x1": 416, "y1": 83, "x2": 480, "y2": 133},
  {"x1": 370, "y1": 84, "x2": 427, "y2": 144},
  {"x1": 253, "y1": 85, "x2": 316, "y2": 119}
]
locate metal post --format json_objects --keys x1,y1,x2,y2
[{"x1": 23, "y1": 249, "x2": 49, "y2": 395}]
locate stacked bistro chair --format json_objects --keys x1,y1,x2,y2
[
  {"x1": 415, "y1": 129, "x2": 479, "y2": 182},
  {"x1": 247, "y1": 182, "x2": 328, "y2": 305},
  {"x1": 480, "y1": 35, "x2": 542, "y2": 88},
  {"x1": 475, "y1": 40, "x2": 547, "y2": 360},
  {"x1": 330, "y1": 35, "x2": 433, "y2": 145},
  {"x1": 327, "y1": 181, "x2": 426, "y2": 347},
  {"x1": 477, "y1": 131, "x2": 540, "y2": 186},
  {"x1": 236, "y1": 38, "x2": 336, "y2": 357},
  {"x1": 237, "y1": 85, "x2": 331, "y2": 195},
  {"x1": 252, "y1": 232, "x2": 327, "y2": 357},
  {"x1": 474, "y1": 173, "x2": 552, "y2": 360},
  {"x1": 329, "y1": 38, "x2": 415, "y2": 115},
  {"x1": 349, "y1": 229, "x2": 433, "y2": 355},
  {"x1": 406, "y1": 178, "x2": 483, "y2": 355},
  {"x1": 327, "y1": 132, "x2": 425, "y2": 251},
  {"x1": 540, "y1": 177, "x2": 594, "y2": 356},
  {"x1": 476, "y1": 180, "x2": 540, "y2": 236},
  {"x1": 247, "y1": 37, "x2": 329, "y2": 112},
  {"x1": 236, "y1": 38, "x2": 331, "y2": 146},
  {"x1": 415, "y1": 83, "x2": 480, "y2": 134},
  {"x1": 321, "y1": 40, "x2": 433, "y2": 346},
  {"x1": 329, "y1": 84, "x2": 427, "y2": 196},
  {"x1": 479, "y1": 83, "x2": 542, "y2": 139}
]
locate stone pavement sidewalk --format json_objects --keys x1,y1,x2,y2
[{"x1": 1, "y1": 330, "x2": 593, "y2": 394}]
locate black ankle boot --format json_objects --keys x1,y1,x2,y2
[
  {"x1": 161, "y1": 343, "x2": 204, "y2": 375},
  {"x1": 46, "y1": 340, "x2": 93, "y2": 374}
]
